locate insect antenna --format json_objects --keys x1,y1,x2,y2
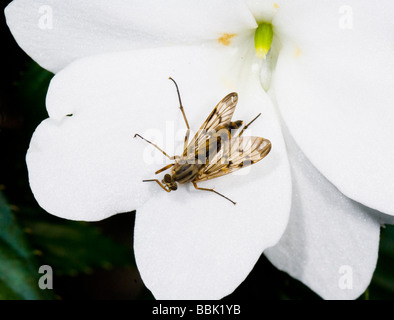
[{"x1": 238, "y1": 113, "x2": 261, "y2": 137}]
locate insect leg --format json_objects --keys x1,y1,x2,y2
[
  {"x1": 182, "y1": 128, "x2": 190, "y2": 157},
  {"x1": 238, "y1": 113, "x2": 261, "y2": 137},
  {"x1": 143, "y1": 179, "x2": 171, "y2": 192},
  {"x1": 168, "y1": 77, "x2": 191, "y2": 157},
  {"x1": 169, "y1": 77, "x2": 190, "y2": 131},
  {"x1": 192, "y1": 182, "x2": 236, "y2": 205},
  {"x1": 155, "y1": 163, "x2": 174, "y2": 175},
  {"x1": 134, "y1": 134, "x2": 179, "y2": 160}
]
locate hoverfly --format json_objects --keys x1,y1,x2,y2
[{"x1": 134, "y1": 78, "x2": 271, "y2": 205}]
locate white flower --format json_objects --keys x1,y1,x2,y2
[{"x1": 5, "y1": 0, "x2": 394, "y2": 299}]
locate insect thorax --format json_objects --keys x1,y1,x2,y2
[{"x1": 172, "y1": 161, "x2": 203, "y2": 184}]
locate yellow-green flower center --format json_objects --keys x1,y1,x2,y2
[{"x1": 254, "y1": 22, "x2": 273, "y2": 59}]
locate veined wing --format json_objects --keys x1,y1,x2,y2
[
  {"x1": 184, "y1": 92, "x2": 238, "y2": 157},
  {"x1": 195, "y1": 136, "x2": 271, "y2": 182}
]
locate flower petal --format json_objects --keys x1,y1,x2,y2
[
  {"x1": 5, "y1": 0, "x2": 256, "y2": 73},
  {"x1": 130, "y1": 54, "x2": 291, "y2": 299},
  {"x1": 26, "y1": 57, "x2": 172, "y2": 221},
  {"x1": 265, "y1": 126, "x2": 381, "y2": 300},
  {"x1": 273, "y1": 0, "x2": 394, "y2": 215},
  {"x1": 27, "y1": 45, "x2": 291, "y2": 241},
  {"x1": 244, "y1": 0, "x2": 283, "y2": 22}
]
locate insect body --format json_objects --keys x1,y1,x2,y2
[{"x1": 134, "y1": 78, "x2": 271, "y2": 205}]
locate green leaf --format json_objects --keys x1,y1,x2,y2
[
  {"x1": 20, "y1": 213, "x2": 134, "y2": 277},
  {"x1": 17, "y1": 62, "x2": 53, "y2": 133},
  {"x1": 0, "y1": 191, "x2": 31, "y2": 259},
  {"x1": 369, "y1": 225, "x2": 394, "y2": 299},
  {"x1": 0, "y1": 278, "x2": 24, "y2": 300},
  {"x1": 0, "y1": 191, "x2": 53, "y2": 299}
]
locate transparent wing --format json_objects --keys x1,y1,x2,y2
[
  {"x1": 184, "y1": 92, "x2": 238, "y2": 157},
  {"x1": 195, "y1": 136, "x2": 271, "y2": 182}
]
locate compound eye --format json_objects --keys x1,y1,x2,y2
[
  {"x1": 170, "y1": 183, "x2": 178, "y2": 191},
  {"x1": 164, "y1": 174, "x2": 172, "y2": 183}
]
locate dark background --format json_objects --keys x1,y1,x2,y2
[{"x1": 0, "y1": 0, "x2": 393, "y2": 300}]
